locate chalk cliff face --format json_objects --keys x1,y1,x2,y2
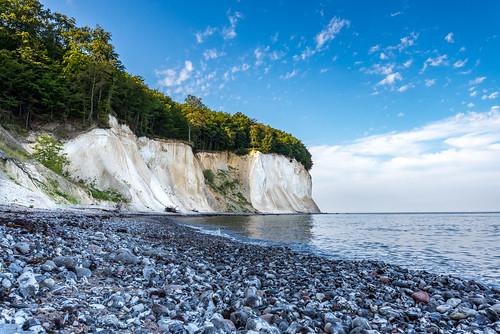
[
  {"x1": 248, "y1": 152, "x2": 318, "y2": 213},
  {"x1": 1, "y1": 117, "x2": 320, "y2": 213},
  {"x1": 197, "y1": 152, "x2": 319, "y2": 213}
]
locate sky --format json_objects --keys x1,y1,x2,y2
[{"x1": 41, "y1": 0, "x2": 500, "y2": 212}]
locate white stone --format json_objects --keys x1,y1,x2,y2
[{"x1": 17, "y1": 270, "x2": 38, "y2": 298}]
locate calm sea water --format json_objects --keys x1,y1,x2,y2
[{"x1": 176, "y1": 213, "x2": 500, "y2": 285}]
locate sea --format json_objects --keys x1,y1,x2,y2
[{"x1": 176, "y1": 213, "x2": 500, "y2": 285}]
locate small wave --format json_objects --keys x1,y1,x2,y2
[
  {"x1": 186, "y1": 224, "x2": 238, "y2": 241},
  {"x1": 185, "y1": 223, "x2": 275, "y2": 248}
]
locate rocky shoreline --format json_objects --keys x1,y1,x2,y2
[{"x1": 0, "y1": 209, "x2": 499, "y2": 333}]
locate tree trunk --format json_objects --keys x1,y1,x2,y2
[
  {"x1": 97, "y1": 86, "x2": 102, "y2": 122},
  {"x1": 82, "y1": 98, "x2": 86, "y2": 123},
  {"x1": 24, "y1": 107, "x2": 29, "y2": 129},
  {"x1": 107, "y1": 76, "x2": 114, "y2": 115},
  {"x1": 88, "y1": 70, "x2": 97, "y2": 122},
  {"x1": 134, "y1": 112, "x2": 139, "y2": 131},
  {"x1": 98, "y1": 87, "x2": 102, "y2": 107}
]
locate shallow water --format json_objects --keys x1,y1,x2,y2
[{"x1": 176, "y1": 213, "x2": 500, "y2": 285}]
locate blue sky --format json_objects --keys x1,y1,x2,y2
[
  {"x1": 41, "y1": 0, "x2": 499, "y2": 146},
  {"x1": 41, "y1": 0, "x2": 500, "y2": 211}
]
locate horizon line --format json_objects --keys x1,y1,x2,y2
[{"x1": 321, "y1": 211, "x2": 500, "y2": 215}]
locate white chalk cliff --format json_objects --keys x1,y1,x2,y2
[{"x1": 0, "y1": 117, "x2": 320, "y2": 213}]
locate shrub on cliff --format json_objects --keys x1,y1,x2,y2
[
  {"x1": 203, "y1": 169, "x2": 215, "y2": 184},
  {"x1": 33, "y1": 135, "x2": 68, "y2": 176}
]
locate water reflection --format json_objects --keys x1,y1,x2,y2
[{"x1": 178, "y1": 214, "x2": 315, "y2": 244}]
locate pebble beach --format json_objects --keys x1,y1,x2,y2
[{"x1": 0, "y1": 209, "x2": 499, "y2": 333}]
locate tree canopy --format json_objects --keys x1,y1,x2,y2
[{"x1": 0, "y1": 0, "x2": 312, "y2": 170}]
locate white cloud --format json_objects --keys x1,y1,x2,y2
[
  {"x1": 453, "y1": 59, "x2": 467, "y2": 68},
  {"x1": 444, "y1": 32, "x2": 454, "y2": 43},
  {"x1": 254, "y1": 46, "x2": 283, "y2": 66},
  {"x1": 195, "y1": 26, "x2": 216, "y2": 43},
  {"x1": 469, "y1": 76, "x2": 486, "y2": 85},
  {"x1": 156, "y1": 60, "x2": 194, "y2": 87},
  {"x1": 367, "y1": 34, "x2": 417, "y2": 72},
  {"x1": 386, "y1": 32, "x2": 419, "y2": 53},
  {"x1": 364, "y1": 63, "x2": 407, "y2": 90},
  {"x1": 222, "y1": 11, "x2": 242, "y2": 40},
  {"x1": 379, "y1": 52, "x2": 389, "y2": 60},
  {"x1": 231, "y1": 63, "x2": 250, "y2": 73},
  {"x1": 390, "y1": 11, "x2": 401, "y2": 17},
  {"x1": 156, "y1": 61, "x2": 223, "y2": 98},
  {"x1": 428, "y1": 55, "x2": 448, "y2": 66},
  {"x1": 467, "y1": 102, "x2": 475, "y2": 108},
  {"x1": 280, "y1": 69, "x2": 298, "y2": 80},
  {"x1": 203, "y1": 48, "x2": 225, "y2": 60},
  {"x1": 399, "y1": 33, "x2": 418, "y2": 48},
  {"x1": 398, "y1": 84, "x2": 412, "y2": 92},
  {"x1": 178, "y1": 61, "x2": 193, "y2": 83},
  {"x1": 294, "y1": 17, "x2": 348, "y2": 61},
  {"x1": 254, "y1": 47, "x2": 264, "y2": 61},
  {"x1": 377, "y1": 72, "x2": 402, "y2": 86},
  {"x1": 315, "y1": 17, "x2": 350, "y2": 49},
  {"x1": 421, "y1": 54, "x2": 448, "y2": 72},
  {"x1": 482, "y1": 91, "x2": 499, "y2": 100},
  {"x1": 294, "y1": 47, "x2": 315, "y2": 61},
  {"x1": 369, "y1": 45, "x2": 380, "y2": 54},
  {"x1": 397, "y1": 112, "x2": 405, "y2": 117},
  {"x1": 403, "y1": 59, "x2": 413, "y2": 68},
  {"x1": 310, "y1": 110, "x2": 500, "y2": 212},
  {"x1": 270, "y1": 50, "x2": 284, "y2": 61},
  {"x1": 271, "y1": 32, "x2": 279, "y2": 43},
  {"x1": 365, "y1": 63, "x2": 395, "y2": 76},
  {"x1": 425, "y1": 79, "x2": 436, "y2": 87}
]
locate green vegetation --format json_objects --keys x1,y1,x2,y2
[
  {"x1": 0, "y1": 0, "x2": 312, "y2": 170},
  {"x1": 32, "y1": 134, "x2": 68, "y2": 175},
  {"x1": 204, "y1": 167, "x2": 253, "y2": 212},
  {"x1": 202, "y1": 169, "x2": 215, "y2": 184},
  {"x1": 42, "y1": 178, "x2": 78, "y2": 204},
  {"x1": 0, "y1": 140, "x2": 30, "y2": 161},
  {"x1": 209, "y1": 169, "x2": 239, "y2": 196},
  {"x1": 87, "y1": 184, "x2": 124, "y2": 203}
]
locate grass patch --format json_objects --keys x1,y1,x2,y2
[
  {"x1": 203, "y1": 169, "x2": 215, "y2": 184},
  {"x1": 87, "y1": 184, "x2": 125, "y2": 203},
  {"x1": 40, "y1": 178, "x2": 79, "y2": 205},
  {"x1": 203, "y1": 167, "x2": 253, "y2": 212},
  {"x1": 204, "y1": 168, "x2": 241, "y2": 195},
  {"x1": 0, "y1": 140, "x2": 30, "y2": 161}
]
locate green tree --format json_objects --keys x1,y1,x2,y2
[{"x1": 32, "y1": 134, "x2": 68, "y2": 175}]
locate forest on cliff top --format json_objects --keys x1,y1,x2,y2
[{"x1": 0, "y1": 0, "x2": 312, "y2": 170}]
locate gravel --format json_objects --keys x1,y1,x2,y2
[{"x1": 0, "y1": 208, "x2": 499, "y2": 333}]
